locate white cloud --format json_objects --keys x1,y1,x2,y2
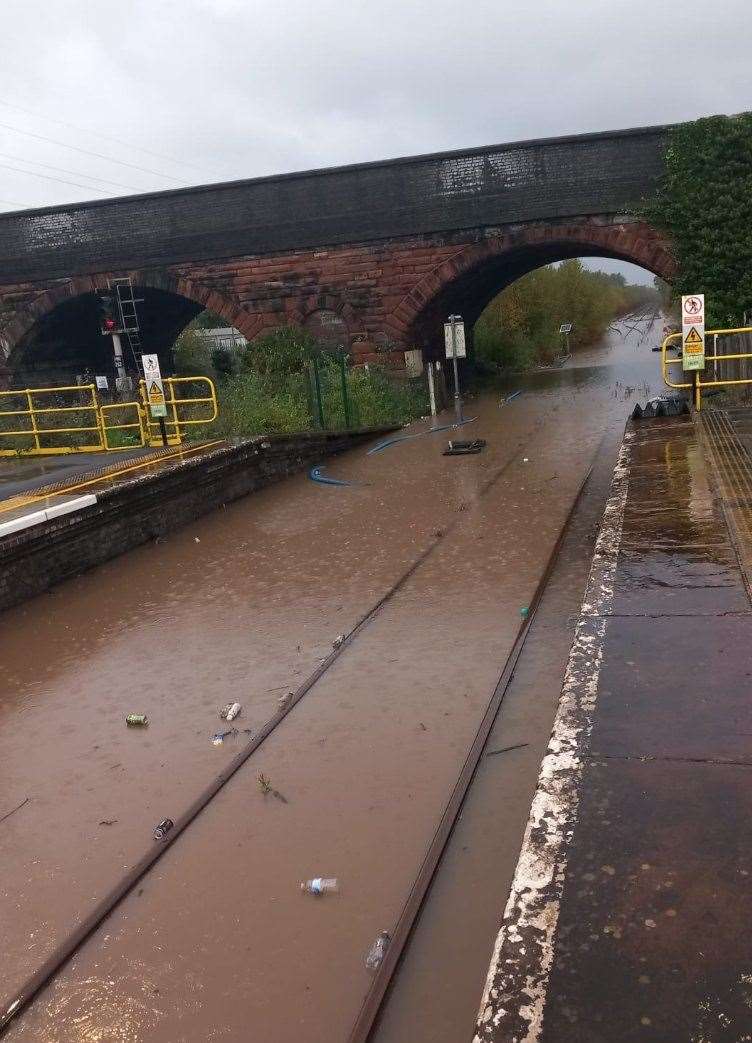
[{"x1": 0, "y1": 0, "x2": 746, "y2": 218}]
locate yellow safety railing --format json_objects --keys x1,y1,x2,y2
[
  {"x1": 0, "y1": 384, "x2": 104, "y2": 455},
  {"x1": 100, "y1": 401, "x2": 147, "y2": 450},
  {"x1": 0, "y1": 376, "x2": 217, "y2": 456},
  {"x1": 138, "y1": 375, "x2": 218, "y2": 447},
  {"x1": 662, "y1": 326, "x2": 752, "y2": 411}
]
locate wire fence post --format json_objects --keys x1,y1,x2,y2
[
  {"x1": 339, "y1": 353, "x2": 352, "y2": 428},
  {"x1": 311, "y1": 355, "x2": 325, "y2": 429}
]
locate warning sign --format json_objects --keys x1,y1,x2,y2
[
  {"x1": 142, "y1": 354, "x2": 167, "y2": 418},
  {"x1": 684, "y1": 327, "x2": 703, "y2": 352},
  {"x1": 682, "y1": 294, "x2": 705, "y2": 372}
]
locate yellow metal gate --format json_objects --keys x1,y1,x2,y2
[
  {"x1": 0, "y1": 377, "x2": 217, "y2": 456},
  {"x1": 662, "y1": 325, "x2": 752, "y2": 410}
]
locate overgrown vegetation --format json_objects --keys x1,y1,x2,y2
[
  {"x1": 645, "y1": 114, "x2": 752, "y2": 328},
  {"x1": 174, "y1": 257, "x2": 659, "y2": 436},
  {"x1": 175, "y1": 323, "x2": 427, "y2": 438},
  {"x1": 474, "y1": 260, "x2": 658, "y2": 371}
]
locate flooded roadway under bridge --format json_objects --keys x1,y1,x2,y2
[{"x1": 1, "y1": 315, "x2": 663, "y2": 1042}]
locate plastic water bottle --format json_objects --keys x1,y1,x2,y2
[
  {"x1": 300, "y1": 877, "x2": 339, "y2": 895},
  {"x1": 365, "y1": 931, "x2": 391, "y2": 970}
]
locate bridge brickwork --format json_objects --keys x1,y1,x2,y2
[{"x1": 0, "y1": 124, "x2": 676, "y2": 374}]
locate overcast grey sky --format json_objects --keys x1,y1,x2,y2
[{"x1": 0, "y1": 0, "x2": 748, "y2": 279}]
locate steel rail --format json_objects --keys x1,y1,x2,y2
[
  {"x1": 0, "y1": 421, "x2": 551, "y2": 1034},
  {"x1": 347, "y1": 451, "x2": 599, "y2": 1043}
]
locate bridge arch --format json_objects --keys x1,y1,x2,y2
[
  {"x1": 390, "y1": 219, "x2": 675, "y2": 353},
  {"x1": 4, "y1": 271, "x2": 261, "y2": 354},
  {"x1": 2, "y1": 273, "x2": 272, "y2": 385}
]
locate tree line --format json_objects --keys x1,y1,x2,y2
[{"x1": 473, "y1": 260, "x2": 660, "y2": 371}]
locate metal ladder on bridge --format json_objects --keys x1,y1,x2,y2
[{"x1": 110, "y1": 277, "x2": 144, "y2": 371}]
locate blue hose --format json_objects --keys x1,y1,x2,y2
[
  {"x1": 429, "y1": 416, "x2": 477, "y2": 433},
  {"x1": 309, "y1": 466, "x2": 358, "y2": 487},
  {"x1": 366, "y1": 434, "x2": 417, "y2": 456},
  {"x1": 367, "y1": 416, "x2": 477, "y2": 455}
]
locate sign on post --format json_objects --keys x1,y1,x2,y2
[
  {"x1": 142, "y1": 353, "x2": 167, "y2": 418},
  {"x1": 559, "y1": 323, "x2": 573, "y2": 335},
  {"x1": 444, "y1": 320, "x2": 466, "y2": 358},
  {"x1": 682, "y1": 294, "x2": 705, "y2": 372},
  {"x1": 95, "y1": 375, "x2": 109, "y2": 390}
]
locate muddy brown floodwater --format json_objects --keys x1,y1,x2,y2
[{"x1": 1, "y1": 315, "x2": 663, "y2": 1042}]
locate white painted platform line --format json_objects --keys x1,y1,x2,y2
[
  {"x1": 0, "y1": 509, "x2": 48, "y2": 538},
  {"x1": 0, "y1": 495, "x2": 97, "y2": 538},
  {"x1": 43, "y1": 494, "x2": 97, "y2": 521},
  {"x1": 474, "y1": 433, "x2": 633, "y2": 1043}
]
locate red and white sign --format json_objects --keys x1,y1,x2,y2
[
  {"x1": 682, "y1": 295, "x2": 705, "y2": 325},
  {"x1": 682, "y1": 294, "x2": 705, "y2": 372}
]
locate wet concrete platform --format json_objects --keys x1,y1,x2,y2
[
  {"x1": 477, "y1": 415, "x2": 752, "y2": 1042},
  {"x1": 0, "y1": 447, "x2": 163, "y2": 501}
]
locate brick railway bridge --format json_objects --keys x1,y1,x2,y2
[{"x1": 0, "y1": 122, "x2": 677, "y2": 384}]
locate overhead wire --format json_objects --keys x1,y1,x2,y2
[
  {"x1": 0, "y1": 159, "x2": 121, "y2": 195},
  {"x1": 0, "y1": 150, "x2": 142, "y2": 192},
  {"x1": 0, "y1": 97, "x2": 222, "y2": 180},
  {"x1": 0, "y1": 119, "x2": 186, "y2": 185},
  {"x1": 0, "y1": 197, "x2": 33, "y2": 209}
]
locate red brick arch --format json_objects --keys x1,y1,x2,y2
[
  {"x1": 0, "y1": 217, "x2": 676, "y2": 371},
  {"x1": 4, "y1": 270, "x2": 264, "y2": 354},
  {"x1": 388, "y1": 219, "x2": 676, "y2": 341}
]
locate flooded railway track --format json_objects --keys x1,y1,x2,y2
[
  {"x1": 2, "y1": 410, "x2": 562, "y2": 1035},
  {"x1": 1, "y1": 316, "x2": 663, "y2": 1042}
]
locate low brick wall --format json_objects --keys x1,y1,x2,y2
[{"x1": 0, "y1": 428, "x2": 390, "y2": 613}]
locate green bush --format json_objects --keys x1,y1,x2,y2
[
  {"x1": 173, "y1": 328, "x2": 215, "y2": 376},
  {"x1": 204, "y1": 355, "x2": 427, "y2": 440},
  {"x1": 330, "y1": 364, "x2": 427, "y2": 428},
  {"x1": 210, "y1": 370, "x2": 311, "y2": 436},
  {"x1": 240, "y1": 326, "x2": 318, "y2": 377}
]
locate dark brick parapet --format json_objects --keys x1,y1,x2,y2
[{"x1": 0, "y1": 124, "x2": 670, "y2": 283}]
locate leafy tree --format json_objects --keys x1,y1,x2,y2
[
  {"x1": 173, "y1": 327, "x2": 214, "y2": 376},
  {"x1": 644, "y1": 114, "x2": 752, "y2": 327},
  {"x1": 474, "y1": 261, "x2": 655, "y2": 371},
  {"x1": 240, "y1": 325, "x2": 326, "y2": 377},
  {"x1": 189, "y1": 310, "x2": 226, "y2": 330}
]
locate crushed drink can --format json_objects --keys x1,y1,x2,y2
[
  {"x1": 125, "y1": 714, "x2": 148, "y2": 727},
  {"x1": 219, "y1": 702, "x2": 242, "y2": 721},
  {"x1": 153, "y1": 818, "x2": 174, "y2": 841}
]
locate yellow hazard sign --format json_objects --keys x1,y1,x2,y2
[
  {"x1": 684, "y1": 327, "x2": 704, "y2": 353},
  {"x1": 148, "y1": 380, "x2": 165, "y2": 404}
]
